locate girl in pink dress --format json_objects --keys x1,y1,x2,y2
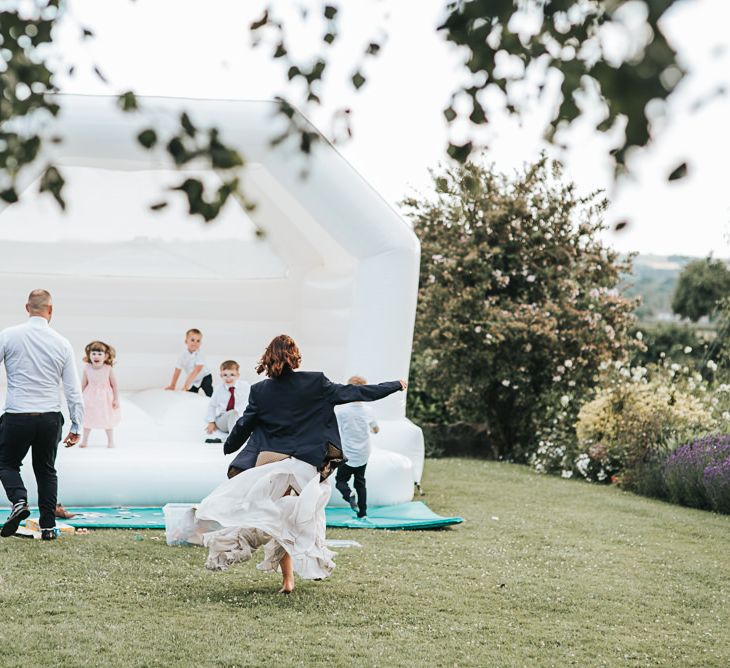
[{"x1": 80, "y1": 341, "x2": 121, "y2": 448}]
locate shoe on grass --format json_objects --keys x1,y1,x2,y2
[
  {"x1": 1, "y1": 500, "x2": 31, "y2": 537},
  {"x1": 41, "y1": 529, "x2": 57, "y2": 541}
]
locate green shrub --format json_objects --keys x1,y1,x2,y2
[{"x1": 405, "y1": 158, "x2": 638, "y2": 461}]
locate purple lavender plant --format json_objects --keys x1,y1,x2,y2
[
  {"x1": 703, "y1": 457, "x2": 730, "y2": 514},
  {"x1": 664, "y1": 434, "x2": 730, "y2": 510}
]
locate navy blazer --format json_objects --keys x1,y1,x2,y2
[{"x1": 224, "y1": 371, "x2": 402, "y2": 471}]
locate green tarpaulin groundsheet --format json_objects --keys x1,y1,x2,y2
[{"x1": 1, "y1": 502, "x2": 462, "y2": 531}]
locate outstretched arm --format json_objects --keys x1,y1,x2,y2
[
  {"x1": 324, "y1": 376, "x2": 406, "y2": 405},
  {"x1": 224, "y1": 393, "x2": 259, "y2": 455},
  {"x1": 182, "y1": 364, "x2": 204, "y2": 391},
  {"x1": 165, "y1": 368, "x2": 181, "y2": 391}
]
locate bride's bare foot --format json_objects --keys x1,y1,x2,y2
[
  {"x1": 107, "y1": 443, "x2": 115, "y2": 448},
  {"x1": 79, "y1": 443, "x2": 87, "y2": 448},
  {"x1": 278, "y1": 552, "x2": 294, "y2": 593}
]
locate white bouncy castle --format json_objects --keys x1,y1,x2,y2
[{"x1": 0, "y1": 95, "x2": 423, "y2": 507}]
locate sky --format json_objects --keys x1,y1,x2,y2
[{"x1": 49, "y1": 0, "x2": 730, "y2": 258}]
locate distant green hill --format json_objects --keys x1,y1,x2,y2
[{"x1": 621, "y1": 254, "x2": 695, "y2": 321}]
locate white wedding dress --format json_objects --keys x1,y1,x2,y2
[{"x1": 194, "y1": 457, "x2": 336, "y2": 579}]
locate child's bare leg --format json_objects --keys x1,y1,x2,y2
[
  {"x1": 79, "y1": 428, "x2": 91, "y2": 448},
  {"x1": 105, "y1": 429, "x2": 115, "y2": 448},
  {"x1": 279, "y1": 552, "x2": 294, "y2": 593}
]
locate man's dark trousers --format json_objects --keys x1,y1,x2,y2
[
  {"x1": 0, "y1": 412, "x2": 63, "y2": 529},
  {"x1": 335, "y1": 463, "x2": 368, "y2": 517}
]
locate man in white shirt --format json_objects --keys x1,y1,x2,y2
[
  {"x1": 0, "y1": 289, "x2": 83, "y2": 540},
  {"x1": 204, "y1": 360, "x2": 250, "y2": 443},
  {"x1": 334, "y1": 375, "x2": 380, "y2": 519}
]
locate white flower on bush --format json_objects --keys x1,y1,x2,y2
[
  {"x1": 575, "y1": 454, "x2": 590, "y2": 476},
  {"x1": 684, "y1": 346, "x2": 692, "y2": 354},
  {"x1": 526, "y1": 274, "x2": 536, "y2": 283},
  {"x1": 474, "y1": 325, "x2": 482, "y2": 333},
  {"x1": 723, "y1": 412, "x2": 730, "y2": 421},
  {"x1": 561, "y1": 470, "x2": 573, "y2": 479},
  {"x1": 636, "y1": 331, "x2": 643, "y2": 341},
  {"x1": 501, "y1": 379, "x2": 511, "y2": 387},
  {"x1": 596, "y1": 470, "x2": 607, "y2": 481},
  {"x1": 707, "y1": 360, "x2": 718, "y2": 371},
  {"x1": 560, "y1": 395, "x2": 570, "y2": 407},
  {"x1": 564, "y1": 359, "x2": 573, "y2": 368},
  {"x1": 552, "y1": 375, "x2": 562, "y2": 382}
]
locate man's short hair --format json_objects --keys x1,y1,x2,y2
[
  {"x1": 220, "y1": 360, "x2": 240, "y2": 372},
  {"x1": 27, "y1": 289, "x2": 52, "y2": 313},
  {"x1": 348, "y1": 375, "x2": 367, "y2": 385},
  {"x1": 185, "y1": 328, "x2": 202, "y2": 339}
]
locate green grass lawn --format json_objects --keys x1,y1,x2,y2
[{"x1": 1, "y1": 459, "x2": 729, "y2": 667}]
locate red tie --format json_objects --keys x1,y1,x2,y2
[{"x1": 226, "y1": 386, "x2": 235, "y2": 411}]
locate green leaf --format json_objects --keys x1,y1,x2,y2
[
  {"x1": 447, "y1": 141, "x2": 473, "y2": 163},
  {"x1": 0, "y1": 188, "x2": 18, "y2": 203},
  {"x1": 443, "y1": 106, "x2": 457, "y2": 122},
  {"x1": 137, "y1": 129, "x2": 158, "y2": 149},
  {"x1": 351, "y1": 71, "x2": 366, "y2": 90},
  {"x1": 39, "y1": 165, "x2": 66, "y2": 210},
  {"x1": 249, "y1": 10, "x2": 269, "y2": 31},
  {"x1": 324, "y1": 5, "x2": 338, "y2": 19},
  {"x1": 149, "y1": 201, "x2": 168, "y2": 211},
  {"x1": 117, "y1": 91, "x2": 138, "y2": 112},
  {"x1": 93, "y1": 66, "x2": 108, "y2": 83},
  {"x1": 323, "y1": 32, "x2": 335, "y2": 44},
  {"x1": 273, "y1": 43, "x2": 287, "y2": 58},
  {"x1": 668, "y1": 162, "x2": 687, "y2": 181},
  {"x1": 166, "y1": 137, "x2": 190, "y2": 165},
  {"x1": 366, "y1": 42, "x2": 381, "y2": 55},
  {"x1": 180, "y1": 112, "x2": 196, "y2": 138}
]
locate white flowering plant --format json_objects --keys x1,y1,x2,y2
[{"x1": 570, "y1": 358, "x2": 730, "y2": 487}]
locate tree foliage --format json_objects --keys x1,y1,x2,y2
[
  {"x1": 1, "y1": 1, "x2": 250, "y2": 220},
  {"x1": 2, "y1": 0, "x2": 698, "y2": 219},
  {"x1": 671, "y1": 258, "x2": 730, "y2": 322},
  {"x1": 404, "y1": 158, "x2": 638, "y2": 460}
]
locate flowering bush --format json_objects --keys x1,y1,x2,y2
[
  {"x1": 566, "y1": 359, "x2": 722, "y2": 490},
  {"x1": 405, "y1": 158, "x2": 638, "y2": 460},
  {"x1": 664, "y1": 435, "x2": 730, "y2": 510},
  {"x1": 703, "y1": 458, "x2": 730, "y2": 514}
]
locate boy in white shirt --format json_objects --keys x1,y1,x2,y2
[
  {"x1": 334, "y1": 375, "x2": 379, "y2": 519},
  {"x1": 164, "y1": 328, "x2": 213, "y2": 397},
  {"x1": 204, "y1": 360, "x2": 250, "y2": 443}
]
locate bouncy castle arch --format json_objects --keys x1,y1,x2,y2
[{"x1": 0, "y1": 95, "x2": 424, "y2": 506}]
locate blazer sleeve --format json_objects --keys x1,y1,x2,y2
[
  {"x1": 322, "y1": 374, "x2": 403, "y2": 406},
  {"x1": 223, "y1": 391, "x2": 259, "y2": 455}
]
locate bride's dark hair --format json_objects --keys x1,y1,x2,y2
[{"x1": 256, "y1": 334, "x2": 301, "y2": 378}]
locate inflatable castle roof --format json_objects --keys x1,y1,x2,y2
[{"x1": 0, "y1": 96, "x2": 423, "y2": 506}]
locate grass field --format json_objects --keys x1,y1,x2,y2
[{"x1": 1, "y1": 459, "x2": 729, "y2": 667}]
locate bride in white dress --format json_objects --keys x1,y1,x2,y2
[{"x1": 194, "y1": 334, "x2": 406, "y2": 593}]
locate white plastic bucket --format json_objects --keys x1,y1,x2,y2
[{"x1": 162, "y1": 503, "x2": 196, "y2": 546}]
